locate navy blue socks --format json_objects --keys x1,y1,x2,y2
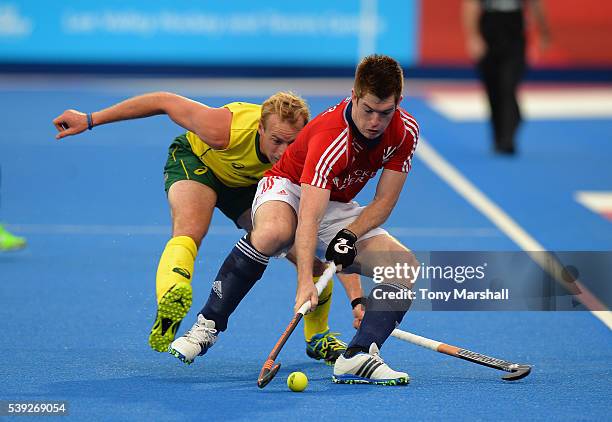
[
  {"x1": 200, "y1": 235, "x2": 269, "y2": 331},
  {"x1": 345, "y1": 283, "x2": 412, "y2": 357}
]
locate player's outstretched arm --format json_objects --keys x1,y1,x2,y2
[{"x1": 52, "y1": 92, "x2": 231, "y2": 148}]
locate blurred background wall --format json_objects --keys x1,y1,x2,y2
[
  {"x1": 0, "y1": 0, "x2": 611, "y2": 78},
  {"x1": 419, "y1": 0, "x2": 612, "y2": 69}
]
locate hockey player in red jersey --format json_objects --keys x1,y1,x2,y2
[{"x1": 171, "y1": 55, "x2": 420, "y2": 385}]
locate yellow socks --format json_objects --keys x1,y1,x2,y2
[
  {"x1": 304, "y1": 276, "x2": 334, "y2": 341},
  {"x1": 155, "y1": 236, "x2": 197, "y2": 302}
]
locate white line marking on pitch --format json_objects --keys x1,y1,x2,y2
[
  {"x1": 427, "y1": 88, "x2": 612, "y2": 120},
  {"x1": 575, "y1": 191, "x2": 612, "y2": 220},
  {"x1": 416, "y1": 138, "x2": 612, "y2": 329}
]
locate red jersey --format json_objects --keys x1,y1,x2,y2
[{"x1": 266, "y1": 97, "x2": 419, "y2": 203}]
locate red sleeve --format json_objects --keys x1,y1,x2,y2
[
  {"x1": 384, "y1": 113, "x2": 419, "y2": 174},
  {"x1": 299, "y1": 128, "x2": 350, "y2": 189}
]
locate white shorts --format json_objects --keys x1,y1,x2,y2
[{"x1": 252, "y1": 176, "x2": 388, "y2": 258}]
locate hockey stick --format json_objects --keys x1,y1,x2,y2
[
  {"x1": 391, "y1": 329, "x2": 531, "y2": 381},
  {"x1": 257, "y1": 262, "x2": 337, "y2": 389}
]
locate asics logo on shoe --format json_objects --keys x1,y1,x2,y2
[
  {"x1": 172, "y1": 267, "x2": 191, "y2": 280},
  {"x1": 173, "y1": 297, "x2": 186, "y2": 309},
  {"x1": 212, "y1": 280, "x2": 222, "y2": 299},
  {"x1": 160, "y1": 318, "x2": 177, "y2": 336},
  {"x1": 334, "y1": 238, "x2": 353, "y2": 254}
]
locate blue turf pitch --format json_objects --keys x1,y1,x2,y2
[{"x1": 0, "y1": 82, "x2": 611, "y2": 421}]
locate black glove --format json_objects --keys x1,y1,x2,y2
[{"x1": 325, "y1": 229, "x2": 358, "y2": 271}]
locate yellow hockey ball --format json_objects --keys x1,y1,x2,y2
[{"x1": 287, "y1": 371, "x2": 308, "y2": 392}]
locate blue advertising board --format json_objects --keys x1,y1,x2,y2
[{"x1": 0, "y1": 1, "x2": 418, "y2": 67}]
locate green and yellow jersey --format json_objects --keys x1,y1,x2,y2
[{"x1": 185, "y1": 102, "x2": 270, "y2": 188}]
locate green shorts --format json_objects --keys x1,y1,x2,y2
[{"x1": 164, "y1": 135, "x2": 258, "y2": 227}]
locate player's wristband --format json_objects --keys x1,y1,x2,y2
[
  {"x1": 87, "y1": 113, "x2": 94, "y2": 130},
  {"x1": 351, "y1": 297, "x2": 367, "y2": 309}
]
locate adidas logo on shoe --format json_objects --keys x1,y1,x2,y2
[{"x1": 332, "y1": 343, "x2": 409, "y2": 386}]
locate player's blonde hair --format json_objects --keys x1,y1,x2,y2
[{"x1": 261, "y1": 91, "x2": 310, "y2": 128}]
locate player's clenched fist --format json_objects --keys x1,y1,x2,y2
[
  {"x1": 52, "y1": 109, "x2": 90, "y2": 139},
  {"x1": 325, "y1": 228, "x2": 358, "y2": 271},
  {"x1": 294, "y1": 281, "x2": 318, "y2": 314}
]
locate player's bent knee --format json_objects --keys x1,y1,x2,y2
[
  {"x1": 250, "y1": 226, "x2": 294, "y2": 256},
  {"x1": 391, "y1": 251, "x2": 419, "y2": 290},
  {"x1": 365, "y1": 249, "x2": 420, "y2": 290}
]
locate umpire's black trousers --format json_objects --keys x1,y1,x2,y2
[{"x1": 478, "y1": 11, "x2": 526, "y2": 152}]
